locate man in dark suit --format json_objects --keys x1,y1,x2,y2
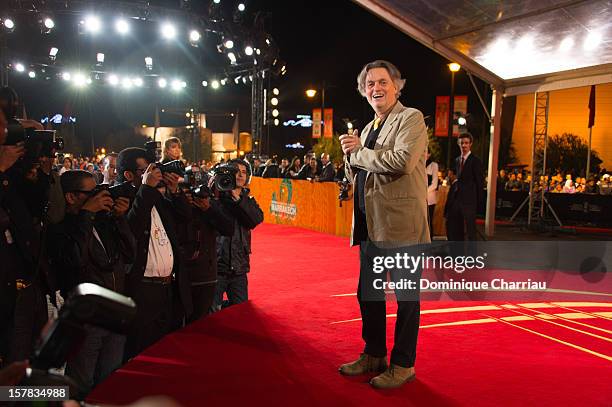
[
  {"x1": 453, "y1": 133, "x2": 484, "y2": 241},
  {"x1": 317, "y1": 153, "x2": 336, "y2": 182},
  {"x1": 444, "y1": 169, "x2": 463, "y2": 241}
]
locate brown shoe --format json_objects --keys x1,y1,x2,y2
[
  {"x1": 370, "y1": 364, "x2": 416, "y2": 389},
  {"x1": 339, "y1": 353, "x2": 388, "y2": 376}
]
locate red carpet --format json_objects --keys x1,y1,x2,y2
[{"x1": 89, "y1": 224, "x2": 612, "y2": 406}]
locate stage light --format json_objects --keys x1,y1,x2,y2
[
  {"x1": 271, "y1": 97, "x2": 278, "y2": 106},
  {"x1": 133, "y1": 77, "x2": 143, "y2": 87},
  {"x1": 584, "y1": 31, "x2": 602, "y2": 51},
  {"x1": 213, "y1": 0, "x2": 221, "y2": 3},
  {"x1": 274, "y1": 119, "x2": 279, "y2": 126},
  {"x1": 248, "y1": 75, "x2": 253, "y2": 81},
  {"x1": 28, "y1": 71, "x2": 36, "y2": 79},
  {"x1": 189, "y1": 30, "x2": 201, "y2": 43},
  {"x1": 62, "y1": 72, "x2": 71, "y2": 81},
  {"x1": 121, "y1": 77, "x2": 133, "y2": 89},
  {"x1": 161, "y1": 23, "x2": 176, "y2": 39},
  {"x1": 115, "y1": 19, "x2": 129, "y2": 34},
  {"x1": 15, "y1": 63, "x2": 25, "y2": 72},
  {"x1": 158, "y1": 78, "x2": 167, "y2": 88},
  {"x1": 242, "y1": 77, "x2": 247, "y2": 84},
  {"x1": 224, "y1": 39, "x2": 234, "y2": 49},
  {"x1": 96, "y1": 53, "x2": 105, "y2": 64},
  {"x1": 108, "y1": 74, "x2": 119, "y2": 86},
  {"x1": 272, "y1": 109, "x2": 279, "y2": 118},
  {"x1": 49, "y1": 47, "x2": 59, "y2": 60},
  {"x1": 202, "y1": 80, "x2": 208, "y2": 87},
  {"x1": 306, "y1": 89, "x2": 317, "y2": 98},
  {"x1": 266, "y1": 38, "x2": 271, "y2": 46},
  {"x1": 211, "y1": 80, "x2": 220, "y2": 89},
  {"x1": 221, "y1": 79, "x2": 227, "y2": 86},
  {"x1": 228, "y1": 52, "x2": 237, "y2": 64},
  {"x1": 74, "y1": 73, "x2": 87, "y2": 87},
  {"x1": 244, "y1": 46, "x2": 254, "y2": 56},
  {"x1": 3, "y1": 18, "x2": 15, "y2": 31},
  {"x1": 234, "y1": 77, "x2": 240, "y2": 84},
  {"x1": 171, "y1": 79, "x2": 183, "y2": 91},
  {"x1": 559, "y1": 37, "x2": 574, "y2": 52},
  {"x1": 84, "y1": 15, "x2": 102, "y2": 33},
  {"x1": 272, "y1": 88, "x2": 279, "y2": 95},
  {"x1": 41, "y1": 17, "x2": 55, "y2": 33},
  {"x1": 238, "y1": 3, "x2": 245, "y2": 11}
]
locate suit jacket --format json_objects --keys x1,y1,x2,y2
[
  {"x1": 126, "y1": 185, "x2": 193, "y2": 316},
  {"x1": 319, "y1": 162, "x2": 336, "y2": 182},
  {"x1": 455, "y1": 153, "x2": 484, "y2": 213},
  {"x1": 344, "y1": 101, "x2": 430, "y2": 246}
]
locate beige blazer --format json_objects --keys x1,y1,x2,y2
[{"x1": 345, "y1": 101, "x2": 430, "y2": 246}]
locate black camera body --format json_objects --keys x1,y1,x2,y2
[
  {"x1": 187, "y1": 164, "x2": 238, "y2": 199},
  {"x1": 5, "y1": 124, "x2": 64, "y2": 162},
  {"x1": 109, "y1": 181, "x2": 137, "y2": 200},
  {"x1": 144, "y1": 139, "x2": 161, "y2": 163},
  {"x1": 338, "y1": 178, "x2": 351, "y2": 202},
  {"x1": 158, "y1": 159, "x2": 186, "y2": 176}
]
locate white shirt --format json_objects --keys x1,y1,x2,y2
[
  {"x1": 426, "y1": 161, "x2": 439, "y2": 205},
  {"x1": 144, "y1": 207, "x2": 174, "y2": 277}
]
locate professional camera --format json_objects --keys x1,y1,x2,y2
[
  {"x1": 5, "y1": 125, "x2": 64, "y2": 163},
  {"x1": 338, "y1": 178, "x2": 351, "y2": 202},
  {"x1": 188, "y1": 164, "x2": 238, "y2": 199},
  {"x1": 184, "y1": 165, "x2": 203, "y2": 185},
  {"x1": 157, "y1": 159, "x2": 186, "y2": 176},
  {"x1": 144, "y1": 139, "x2": 161, "y2": 163},
  {"x1": 109, "y1": 181, "x2": 137, "y2": 200}
]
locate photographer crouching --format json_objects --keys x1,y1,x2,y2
[
  {"x1": 212, "y1": 159, "x2": 263, "y2": 311},
  {"x1": 0, "y1": 87, "x2": 60, "y2": 366},
  {"x1": 47, "y1": 170, "x2": 136, "y2": 397},
  {"x1": 115, "y1": 147, "x2": 193, "y2": 359}
]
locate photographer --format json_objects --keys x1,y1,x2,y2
[
  {"x1": 212, "y1": 159, "x2": 263, "y2": 311},
  {"x1": 116, "y1": 148, "x2": 192, "y2": 359},
  {"x1": 177, "y1": 165, "x2": 233, "y2": 322},
  {"x1": 47, "y1": 170, "x2": 135, "y2": 396},
  {"x1": 0, "y1": 87, "x2": 52, "y2": 365}
]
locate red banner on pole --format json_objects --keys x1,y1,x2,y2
[
  {"x1": 323, "y1": 108, "x2": 333, "y2": 138},
  {"x1": 588, "y1": 85, "x2": 596, "y2": 128},
  {"x1": 312, "y1": 108, "x2": 322, "y2": 138},
  {"x1": 435, "y1": 95, "x2": 468, "y2": 136}
]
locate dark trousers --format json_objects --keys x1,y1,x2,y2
[
  {"x1": 188, "y1": 282, "x2": 216, "y2": 323},
  {"x1": 125, "y1": 281, "x2": 173, "y2": 360},
  {"x1": 212, "y1": 274, "x2": 248, "y2": 311},
  {"x1": 427, "y1": 204, "x2": 436, "y2": 240},
  {"x1": 8, "y1": 282, "x2": 48, "y2": 363},
  {"x1": 66, "y1": 326, "x2": 125, "y2": 399},
  {"x1": 357, "y1": 242, "x2": 420, "y2": 368}
]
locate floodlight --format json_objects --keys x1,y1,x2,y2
[
  {"x1": 202, "y1": 80, "x2": 208, "y2": 87},
  {"x1": 84, "y1": 15, "x2": 102, "y2": 33},
  {"x1": 3, "y1": 18, "x2": 15, "y2": 31},
  {"x1": 62, "y1": 72, "x2": 71, "y2": 81},
  {"x1": 271, "y1": 97, "x2": 278, "y2": 106},
  {"x1": 228, "y1": 52, "x2": 237, "y2": 64},
  {"x1": 108, "y1": 74, "x2": 119, "y2": 86},
  {"x1": 161, "y1": 23, "x2": 176, "y2": 39},
  {"x1": 158, "y1": 78, "x2": 167, "y2": 88},
  {"x1": 28, "y1": 71, "x2": 36, "y2": 79},
  {"x1": 133, "y1": 77, "x2": 143, "y2": 87},
  {"x1": 238, "y1": 3, "x2": 245, "y2": 11},
  {"x1": 272, "y1": 109, "x2": 279, "y2": 117},
  {"x1": 224, "y1": 39, "x2": 234, "y2": 49},
  {"x1": 116, "y1": 19, "x2": 129, "y2": 34},
  {"x1": 96, "y1": 53, "x2": 105, "y2": 64},
  {"x1": 274, "y1": 119, "x2": 279, "y2": 126},
  {"x1": 73, "y1": 73, "x2": 87, "y2": 87},
  {"x1": 272, "y1": 88, "x2": 279, "y2": 95},
  {"x1": 15, "y1": 63, "x2": 25, "y2": 72},
  {"x1": 121, "y1": 77, "x2": 133, "y2": 89},
  {"x1": 244, "y1": 46, "x2": 253, "y2": 56},
  {"x1": 49, "y1": 47, "x2": 59, "y2": 60},
  {"x1": 211, "y1": 80, "x2": 220, "y2": 89},
  {"x1": 189, "y1": 30, "x2": 201, "y2": 43}
]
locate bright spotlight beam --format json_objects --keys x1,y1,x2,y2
[
  {"x1": 116, "y1": 19, "x2": 129, "y2": 34},
  {"x1": 84, "y1": 15, "x2": 102, "y2": 33},
  {"x1": 161, "y1": 23, "x2": 176, "y2": 39}
]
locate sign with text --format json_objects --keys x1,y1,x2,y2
[
  {"x1": 312, "y1": 108, "x2": 322, "y2": 138},
  {"x1": 435, "y1": 95, "x2": 468, "y2": 136},
  {"x1": 323, "y1": 108, "x2": 333, "y2": 138}
]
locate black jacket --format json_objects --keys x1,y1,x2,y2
[
  {"x1": 126, "y1": 185, "x2": 193, "y2": 316},
  {"x1": 455, "y1": 154, "x2": 485, "y2": 213},
  {"x1": 48, "y1": 211, "x2": 136, "y2": 297},
  {"x1": 217, "y1": 190, "x2": 263, "y2": 276},
  {"x1": 262, "y1": 164, "x2": 280, "y2": 178},
  {"x1": 319, "y1": 162, "x2": 336, "y2": 182},
  {"x1": 177, "y1": 199, "x2": 233, "y2": 284}
]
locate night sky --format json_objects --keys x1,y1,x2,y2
[{"x1": 4, "y1": 0, "x2": 490, "y2": 158}]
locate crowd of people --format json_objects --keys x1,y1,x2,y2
[
  {"x1": 496, "y1": 169, "x2": 611, "y2": 195},
  {"x1": 247, "y1": 152, "x2": 344, "y2": 182},
  {"x1": 0, "y1": 86, "x2": 264, "y2": 399}
]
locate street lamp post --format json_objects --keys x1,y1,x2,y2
[
  {"x1": 306, "y1": 81, "x2": 326, "y2": 136},
  {"x1": 447, "y1": 63, "x2": 460, "y2": 170}
]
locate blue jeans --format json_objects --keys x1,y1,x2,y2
[{"x1": 212, "y1": 274, "x2": 248, "y2": 312}]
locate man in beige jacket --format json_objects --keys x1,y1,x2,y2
[{"x1": 338, "y1": 60, "x2": 429, "y2": 389}]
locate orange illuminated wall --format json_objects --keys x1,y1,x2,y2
[{"x1": 511, "y1": 82, "x2": 612, "y2": 169}]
